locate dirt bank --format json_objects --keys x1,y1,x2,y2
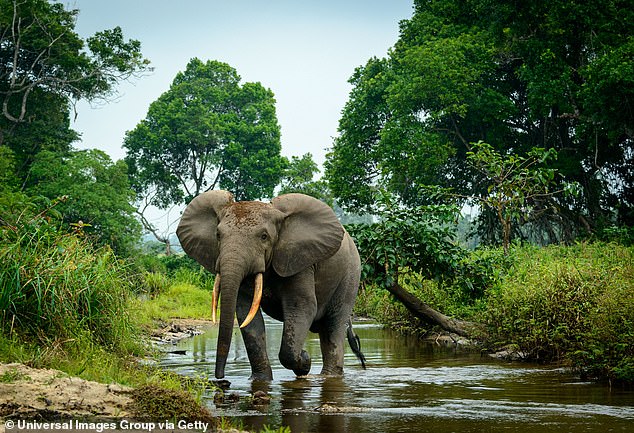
[
  {"x1": 0, "y1": 363, "x2": 132, "y2": 432},
  {"x1": 0, "y1": 320, "x2": 238, "y2": 433}
]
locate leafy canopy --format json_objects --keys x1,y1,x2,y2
[
  {"x1": 326, "y1": 0, "x2": 634, "y2": 239},
  {"x1": 0, "y1": 0, "x2": 150, "y2": 179},
  {"x1": 124, "y1": 58, "x2": 285, "y2": 205},
  {"x1": 27, "y1": 149, "x2": 141, "y2": 255}
]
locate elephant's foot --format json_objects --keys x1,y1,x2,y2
[
  {"x1": 293, "y1": 350, "x2": 312, "y2": 376},
  {"x1": 319, "y1": 365, "x2": 344, "y2": 376},
  {"x1": 280, "y1": 349, "x2": 311, "y2": 376},
  {"x1": 250, "y1": 367, "x2": 273, "y2": 382}
]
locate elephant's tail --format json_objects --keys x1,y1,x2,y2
[{"x1": 346, "y1": 319, "x2": 367, "y2": 369}]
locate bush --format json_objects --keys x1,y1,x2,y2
[
  {"x1": 482, "y1": 242, "x2": 634, "y2": 382},
  {"x1": 143, "y1": 272, "x2": 171, "y2": 297},
  {"x1": 0, "y1": 209, "x2": 139, "y2": 354}
]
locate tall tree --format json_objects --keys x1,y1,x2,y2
[
  {"x1": 0, "y1": 0, "x2": 150, "y2": 179},
  {"x1": 278, "y1": 153, "x2": 332, "y2": 203},
  {"x1": 124, "y1": 58, "x2": 284, "y2": 209},
  {"x1": 326, "y1": 0, "x2": 634, "y2": 240}
]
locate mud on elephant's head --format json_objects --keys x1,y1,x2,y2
[{"x1": 176, "y1": 190, "x2": 344, "y2": 378}]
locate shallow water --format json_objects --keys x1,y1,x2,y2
[{"x1": 160, "y1": 320, "x2": 634, "y2": 433}]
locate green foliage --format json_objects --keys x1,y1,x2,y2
[
  {"x1": 124, "y1": 58, "x2": 284, "y2": 206},
  {"x1": 278, "y1": 153, "x2": 332, "y2": 204},
  {"x1": 482, "y1": 243, "x2": 634, "y2": 382},
  {"x1": 142, "y1": 272, "x2": 171, "y2": 297},
  {"x1": 0, "y1": 145, "x2": 17, "y2": 192},
  {"x1": 133, "y1": 253, "x2": 212, "y2": 298},
  {"x1": 355, "y1": 246, "x2": 508, "y2": 332},
  {"x1": 595, "y1": 225, "x2": 634, "y2": 246},
  {"x1": 465, "y1": 141, "x2": 561, "y2": 252},
  {"x1": 133, "y1": 283, "x2": 213, "y2": 324},
  {"x1": 0, "y1": 0, "x2": 149, "y2": 114},
  {"x1": 326, "y1": 0, "x2": 634, "y2": 237},
  {"x1": 26, "y1": 149, "x2": 141, "y2": 255},
  {"x1": 347, "y1": 192, "x2": 466, "y2": 288},
  {"x1": 0, "y1": 205, "x2": 140, "y2": 356},
  {"x1": 0, "y1": 0, "x2": 149, "y2": 178}
]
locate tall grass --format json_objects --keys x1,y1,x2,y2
[{"x1": 0, "y1": 212, "x2": 143, "y2": 370}]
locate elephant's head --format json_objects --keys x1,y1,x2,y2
[{"x1": 176, "y1": 190, "x2": 344, "y2": 378}]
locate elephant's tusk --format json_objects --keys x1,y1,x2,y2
[
  {"x1": 239, "y1": 273, "x2": 263, "y2": 329},
  {"x1": 212, "y1": 274, "x2": 220, "y2": 324}
]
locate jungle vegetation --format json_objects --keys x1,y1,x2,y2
[{"x1": 0, "y1": 0, "x2": 632, "y2": 388}]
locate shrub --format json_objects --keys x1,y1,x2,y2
[
  {"x1": 0, "y1": 209, "x2": 139, "y2": 354},
  {"x1": 482, "y1": 242, "x2": 634, "y2": 382},
  {"x1": 143, "y1": 272, "x2": 171, "y2": 297}
]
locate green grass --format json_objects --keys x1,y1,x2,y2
[
  {"x1": 0, "y1": 222, "x2": 140, "y2": 355},
  {"x1": 132, "y1": 282, "x2": 213, "y2": 326},
  {"x1": 0, "y1": 213, "x2": 151, "y2": 386}
]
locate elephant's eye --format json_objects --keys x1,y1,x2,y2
[{"x1": 260, "y1": 233, "x2": 268, "y2": 241}]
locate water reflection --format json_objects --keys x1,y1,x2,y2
[{"x1": 160, "y1": 319, "x2": 634, "y2": 433}]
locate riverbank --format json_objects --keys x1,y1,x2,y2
[
  {"x1": 355, "y1": 242, "x2": 634, "y2": 384},
  {"x1": 0, "y1": 363, "x2": 133, "y2": 429},
  {"x1": 0, "y1": 319, "x2": 243, "y2": 433}
]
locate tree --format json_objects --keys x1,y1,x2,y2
[
  {"x1": 28, "y1": 149, "x2": 141, "y2": 255},
  {"x1": 278, "y1": 153, "x2": 332, "y2": 203},
  {"x1": 326, "y1": 0, "x2": 634, "y2": 239},
  {"x1": 0, "y1": 0, "x2": 150, "y2": 179},
  {"x1": 124, "y1": 58, "x2": 285, "y2": 212},
  {"x1": 347, "y1": 192, "x2": 477, "y2": 336},
  {"x1": 464, "y1": 142, "x2": 561, "y2": 254}
]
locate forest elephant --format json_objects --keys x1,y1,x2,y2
[{"x1": 176, "y1": 190, "x2": 366, "y2": 380}]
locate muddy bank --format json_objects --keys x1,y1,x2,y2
[
  {"x1": 150, "y1": 319, "x2": 211, "y2": 345},
  {"x1": 0, "y1": 363, "x2": 133, "y2": 432},
  {"x1": 0, "y1": 320, "x2": 248, "y2": 433}
]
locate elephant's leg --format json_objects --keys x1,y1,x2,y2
[
  {"x1": 237, "y1": 285, "x2": 273, "y2": 381},
  {"x1": 318, "y1": 318, "x2": 348, "y2": 376},
  {"x1": 278, "y1": 270, "x2": 317, "y2": 376}
]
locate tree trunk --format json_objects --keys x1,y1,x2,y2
[{"x1": 386, "y1": 283, "x2": 478, "y2": 338}]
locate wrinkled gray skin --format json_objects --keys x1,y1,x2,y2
[{"x1": 176, "y1": 190, "x2": 363, "y2": 380}]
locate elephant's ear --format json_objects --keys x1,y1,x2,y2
[
  {"x1": 176, "y1": 190, "x2": 234, "y2": 273},
  {"x1": 271, "y1": 193, "x2": 344, "y2": 277}
]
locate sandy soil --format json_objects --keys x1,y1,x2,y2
[
  {"x1": 0, "y1": 320, "x2": 219, "y2": 433},
  {"x1": 0, "y1": 363, "x2": 133, "y2": 432}
]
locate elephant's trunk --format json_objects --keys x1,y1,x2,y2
[
  {"x1": 214, "y1": 267, "x2": 264, "y2": 379},
  {"x1": 215, "y1": 269, "x2": 242, "y2": 379}
]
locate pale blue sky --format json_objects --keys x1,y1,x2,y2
[
  {"x1": 66, "y1": 1, "x2": 412, "y2": 234},
  {"x1": 69, "y1": 0, "x2": 413, "y2": 166}
]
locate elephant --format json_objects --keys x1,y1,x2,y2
[{"x1": 176, "y1": 190, "x2": 366, "y2": 380}]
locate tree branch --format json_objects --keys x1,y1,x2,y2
[{"x1": 385, "y1": 282, "x2": 479, "y2": 337}]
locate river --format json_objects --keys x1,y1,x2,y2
[{"x1": 159, "y1": 319, "x2": 634, "y2": 432}]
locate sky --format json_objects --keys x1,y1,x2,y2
[
  {"x1": 66, "y1": 0, "x2": 413, "y2": 234},
  {"x1": 70, "y1": 0, "x2": 413, "y2": 167}
]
